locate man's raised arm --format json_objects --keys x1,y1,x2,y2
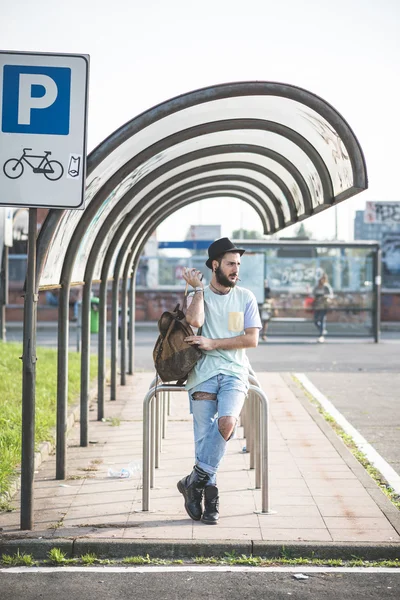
[{"x1": 182, "y1": 267, "x2": 205, "y2": 328}]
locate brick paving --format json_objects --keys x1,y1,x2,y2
[{"x1": 1, "y1": 372, "x2": 399, "y2": 546}]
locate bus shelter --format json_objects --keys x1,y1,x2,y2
[
  {"x1": 155, "y1": 240, "x2": 380, "y2": 339},
  {"x1": 18, "y1": 81, "x2": 368, "y2": 528}
]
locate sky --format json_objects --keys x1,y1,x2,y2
[{"x1": 1, "y1": 0, "x2": 399, "y2": 243}]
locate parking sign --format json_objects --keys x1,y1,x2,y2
[{"x1": 0, "y1": 51, "x2": 89, "y2": 209}]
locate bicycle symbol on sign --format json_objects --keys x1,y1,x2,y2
[{"x1": 3, "y1": 148, "x2": 64, "y2": 181}]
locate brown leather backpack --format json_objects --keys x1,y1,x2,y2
[{"x1": 153, "y1": 291, "x2": 202, "y2": 384}]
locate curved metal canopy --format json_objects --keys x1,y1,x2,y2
[{"x1": 36, "y1": 81, "x2": 367, "y2": 288}]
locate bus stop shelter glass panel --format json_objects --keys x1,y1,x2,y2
[{"x1": 265, "y1": 248, "x2": 374, "y2": 337}]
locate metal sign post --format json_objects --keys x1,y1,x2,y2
[
  {"x1": 20, "y1": 208, "x2": 37, "y2": 529},
  {"x1": 0, "y1": 50, "x2": 89, "y2": 529}
]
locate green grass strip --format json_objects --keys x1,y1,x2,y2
[{"x1": 0, "y1": 340, "x2": 98, "y2": 499}]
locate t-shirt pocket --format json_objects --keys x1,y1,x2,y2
[{"x1": 228, "y1": 311, "x2": 244, "y2": 332}]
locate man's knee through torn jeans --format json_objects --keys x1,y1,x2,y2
[{"x1": 188, "y1": 374, "x2": 248, "y2": 484}]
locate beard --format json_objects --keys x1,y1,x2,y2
[{"x1": 215, "y1": 264, "x2": 238, "y2": 288}]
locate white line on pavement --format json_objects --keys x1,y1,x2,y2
[
  {"x1": 1, "y1": 566, "x2": 400, "y2": 574},
  {"x1": 294, "y1": 372, "x2": 400, "y2": 495}
]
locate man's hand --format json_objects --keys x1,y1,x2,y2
[
  {"x1": 185, "y1": 328, "x2": 259, "y2": 351},
  {"x1": 182, "y1": 267, "x2": 204, "y2": 289},
  {"x1": 184, "y1": 335, "x2": 214, "y2": 351}
]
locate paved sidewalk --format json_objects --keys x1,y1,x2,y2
[{"x1": 1, "y1": 372, "x2": 400, "y2": 555}]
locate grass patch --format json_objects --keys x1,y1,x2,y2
[
  {"x1": 80, "y1": 553, "x2": 98, "y2": 565},
  {"x1": 292, "y1": 374, "x2": 400, "y2": 511},
  {"x1": 193, "y1": 555, "x2": 400, "y2": 567},
  {"x1": 1, "y1": 550, "x2": 35, "y2": 566},
  {"x1": 0, "y1": 340, "x2": 98, "y2": 501},
  {"x1": 0, "y1": 552, "x2": 399, "y2": 568},
  {"x1": 47, "y1": 548, "x2": 71, "y2": 565},
  {"x1": 122, "y1": 554, "x2": 170, "y2": 565}
]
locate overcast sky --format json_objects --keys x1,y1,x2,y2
[{"x1": 1, "y1": 0, "x2": 399, "y2": 242}]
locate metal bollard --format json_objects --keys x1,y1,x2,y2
[
  {"x1": 142, "y1": 380, "x2": 271, "y2": 514},
  {"x1": 248, "y1": 373, "x2": 262, "y2": 473},
  {"x1": 155, "y1": 391, "x2": 161, "y2": 468},
  {"x1": 249, "y1": 391, "x2": 255, "y2": 469},
  {"x1": 162, "y1": 391, "x2": 167, "y2": 439},
  {"x1": 254, "y1": 394, "x2": 261, "y2": 489},
  {"x1": 248, "y1": 384, "x2": 270, "y2": 514},
  {"x1": 149, "y1": 394, "x2": 155, "y2": 489},
  {"x1": 143, "y1": 384, "x2": 185, "y2": 511}
]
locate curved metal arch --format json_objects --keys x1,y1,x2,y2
[
  {"x1": 160, "y1": 161, "x2": 298, "y2": 223},
  {"x1": 132, "y1": 174, "x2": 282, "y2": 231},
  {"x1": 37, "y1": 117, "x2": 333, "y2": 283},
  {"x1": 82, "y1": 174, "x2": 273, "y2": 294},
  {"x1": 141, "y1": 161, "x2": 295, "y2": 225},
  {"x1": 144, "y1": 143, "x2": 313, "y2": 215},
  {"x1": 55, "y1": 156, "x2": 278, "y2": 290},
  {"x1": 87, "y1": 81, "x2": 367, "y2": 191}
]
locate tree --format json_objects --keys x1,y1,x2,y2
[
  {"x1": 294, "y1": 223, "x2": 312, "y2": 239},
  {"x1": 231, "y1": 229, "x2": 262, "y2": 240}
]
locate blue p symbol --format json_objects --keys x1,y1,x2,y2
[{"x1": 2, "y1": 65, "x2": 71, "y2": 135}]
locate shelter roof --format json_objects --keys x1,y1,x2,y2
[{"x1": 36, "y1": 81, "x2": 367, "y2": 287}]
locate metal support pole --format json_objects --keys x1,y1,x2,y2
[
  {"x1": 20, "y1": 209, "x2": 38, "y2": 530},
  {"x1": 167, "y1": 391, "x2": 171, "y2": 416},
  {"x1": 120, "y1": 273, "x2": 128, "y2": 385},
  {"x1": 110, "y1": 278, "x2": 119, "y2": 400},
  {"x1": 374, "y1": 247, "x2": 381, "y2": 344},
  {"x1": 80, "y1": 284, "x2": 91, "y2": 446},
  {"x1": 128, "y1": 277, "x2": 135, "y2": 375},
  {"x1": 56, "y1": 282, "x2": 70, "y2": 479},
  {"x1": 97, "y1": 280, "x2": 107, "y2": 420},
  {"x1": 76, "y1": 301, "x2": 82, "y2": 352}
]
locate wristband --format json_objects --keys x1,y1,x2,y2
[{"x1": 194, "y1": 288, "x2": 204, "y2": 293}]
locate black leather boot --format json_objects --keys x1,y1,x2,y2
[
  {"x1": 177, "y1": 467, "x2": 209, "y2": 521},
  {"x1": 201, "y1": 485, "x2": 219, "y2": 525}
]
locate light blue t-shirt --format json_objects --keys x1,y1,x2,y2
[{"x1": 185, "y1": 285, "x2": 262, "y2": 390}]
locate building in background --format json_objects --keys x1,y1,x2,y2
[
  {"x1": 354, "y1": 203, "x2": 400, "y2": 290},
  {"x1": 354, "y1": 202, "x2": 400, "y2": 320}
]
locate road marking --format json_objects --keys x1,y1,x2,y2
[
  {"x1": 294, "y1": 372, "x2": 400, "y2": 495},
  {"x1": 1, "y1": 566, "x2": 400, "y2": 574}
]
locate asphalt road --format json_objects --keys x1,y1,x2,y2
[
  {"x1": 5, "y1": 324, "x2": 400, "y2": 373},
  {"x1": 0, "y1": 569, "x2": 399, "y2": 600}
]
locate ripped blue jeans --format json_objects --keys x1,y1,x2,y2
[{"x1": 188, "y1": 374, "x2": 248, "y2": 485}]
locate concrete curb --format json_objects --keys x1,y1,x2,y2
[{"x1": 0, "y1": 538, "x2": 399, "y2": 561}]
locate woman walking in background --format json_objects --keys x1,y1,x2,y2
[
  {"x1": 313, "y1": 273, "x2": 333, "y2": 343},
  {"x1": 260, "y1": 286, "x2": 277, "y2": 341}
]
